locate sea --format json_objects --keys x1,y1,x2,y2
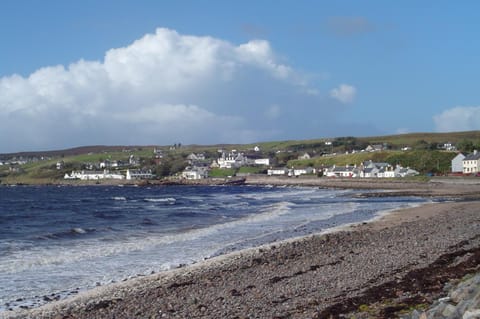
[{"x1": 0, "y1": 184, "x2": 427, "y2": 313}]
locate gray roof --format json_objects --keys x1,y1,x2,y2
[{"x1": 464, "y1": 151, "x2": 480, "y2": 161}]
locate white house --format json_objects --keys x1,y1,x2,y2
[
  {"x1": 394, "y1": 166, "x2": 419, "y2": 177},
  {"x1": 187, "y1": 153, "x2": 206, "y2": 162},
  {"x1": 377, "y1": 166, "x2": 395, "y2": 178},
  {"x1": 254, "y1": 158, "x2": 270, "y2": 166},
  {"x1": 298, "y1": 153, "x2": 311, "y2": 160},
  {"x1": 267, "y1": 168, "x2": 288, "y2": 176},
  {"x1": 463, "y1": 150, "x2": 480, "y2": 174},
  {"x1": 360, "y1": 167, "x2": 379, "y2": 178},
  {"x1": 181, "y1": 167, "x2": 209, "y2": 180},
  {"x1": 324, "y1": 165, "x2": 358, "y2": 178},
  {"x1": 451, "y1": 153, "x2": 465, "y2": 173},
  {"x1": 365, "y1": 144, "x2": 384, "y2": 152},
  {"x1": 217, "y1": 152, "x2": 247, "y2": 169},
  {"x1": 289, "y1": 167, "x2": 315, "y2": 177},
  {"x1": 126, "y1": 169, "x2": 154, "y2": 180},
  {"x1": 64, "y1": 170, "x2": 124, "y2": 180}
]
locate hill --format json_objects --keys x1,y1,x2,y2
[{"x1": 0, "y1": 130, "x2": 479, "y2": 184}]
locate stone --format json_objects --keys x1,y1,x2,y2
[
  {"x1": 463, "y1": 310, "x2": 480, "y2": 319},
  {"x1": 466, "y1": 291, "x2": 480, "y2": 310},
  {"x1": 441, "y1": 303, "x2": 458, "y2": 318}
]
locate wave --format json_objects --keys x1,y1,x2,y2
[
  {"x1": 144, "y1": 197, "x2": 176, "y2": 204},
  {"x1": 37, "y1": 227, "x2": 95, "y2": 240},
  {"x1": 112, "y1": 196, "x2": 127, "y2": 201}
]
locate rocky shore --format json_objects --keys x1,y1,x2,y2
[{"x1": 4, "y1": 179, "x2": 480, "y2": 319}]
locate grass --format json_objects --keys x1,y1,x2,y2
[{"x1": 209, "y1": 168, "x2": 236, "y2": 178}]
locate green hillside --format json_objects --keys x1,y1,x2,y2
[
  {"x1": 1, "y1": 130, "x2": 479, "y2": 184},
  {"x1": 288, "y1": 150, "x2": 456, "y2": 175}
]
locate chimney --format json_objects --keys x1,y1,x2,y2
[{"x1": 474, "y1": 150, "x2": 478, "y2": 155}]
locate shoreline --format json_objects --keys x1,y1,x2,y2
[{"x1": 4, "y1": 181, "x2": 480, "y2": 318}]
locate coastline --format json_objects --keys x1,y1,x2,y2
[{"x1": 4, "y1": 180, "x2": 480, "y2": 318}]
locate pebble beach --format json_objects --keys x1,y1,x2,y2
[{"x1": 4, "y1": 178, "x2": 480, "y2": 319}]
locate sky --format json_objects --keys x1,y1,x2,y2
[{"x1": 1, "y1": 1, "x2": 480, "y2": 152}]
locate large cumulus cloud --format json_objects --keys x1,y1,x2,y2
[
  {"x1": 433, "y1": 106, "x2": 480, "y2": 132},
  {"x1": 0, "y1": 28, "x2": 349, "y2": 152}
]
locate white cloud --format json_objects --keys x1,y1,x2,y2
[
  {"x1": 0, "y1": 27, "x2": 351, "y2": 152},
  {"x1": 433, "y1": 106, "x2": 480, "y2": 132},
  {"x1": 330, "y1": 84, "x2": 356, "y2": 104}
]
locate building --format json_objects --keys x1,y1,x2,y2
[
  {"x1": 64, "y1": 170, "x2": 124, "y2": 180},
  {"x1": 253, "y1": 158, "x2": 270, "y2": 166},
  {"x1": 181, "y1": 167, "x2": 209, "y2": 180},
  {"x1": 298, "y1": 153, "x2": 311, "y2": 160},
  {"x1": 267, "y1": 168, "x2": 288, "y2": 176},
  {"x1": 463, "y1": 150, "x2": 480, "y2": 174},
  {"x1": 217, "y1": 152, "x2": 247, "y2": 169},
  {"x1": 365, "y1": 144, "x2": 384, "y2": 152},
  {"x1": 289, "y1": 167, "x2": 315, "y2": 177},
  {"x1": 126, "y1": 169, "x2": 154, "y2": 180},
  {"x1": 451, "y1": 153, "x2": 465, "y2": 173},
  {"x1": 324, "y1": 165, "x2": 359, "y2": 178},
  {"x1": 56, "y1": 161, "x2": 64, "y2": 170}
]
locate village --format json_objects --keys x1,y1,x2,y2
[
  {"x1": 54, "y1": 142, "x2": 480, "y2": 182},
  {"x1": 1, "y1": 135, "x2": 479, "y2": 184}
]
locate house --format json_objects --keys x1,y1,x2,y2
[
  {"x1": 324, "y1": 165, "x2": 358, "y2": 178},
  {"x1": 365, "y1": 144, "x2": 384, "y2": 152},
  {"x1": 394, "y1": 166, "x2": 419, "y2": 177},
  {"x1": 298, "y1": 153, "x2": 311, "y2": 160},
  {"x1": 56, "y1": 161, "x2": 64, "y2": 170},
  {"x1": 289, "y1": 167, "x2": 315, "y2": 177},
  {"x1": 451, "y1": 153, "x2": 465, "y2": 173},
  {"x1": 129, "y1": 155, "x2": 140, "y2": 166},
  {"x1": 377, "y1": 166, "x2": 395, "y2": 178},
  {"x1": 463, "y1": 150, "x2": 480, "y2": 174},
  {"x1": 182, "y1": 166, "x2": 209, "y2": 180},
  {"x1": 217, "y1": 152, "x2": 247, "y2": 169},
  {"x1": 360, "y1": 167, "x2": 379, "y2": 178},
  {"x1": 153, "y1": 147, "x2": 164, "y2": 157},
  {"x1": 358, "y1": 162, "x2": 418, "y2": 178},
  {"x1": 126, "y1": 169, "x2": 154, "y2": 180},
  {"x1": 187, "y1": 153, "x2": 206, "y2": 162},
  {"x1": 267, "y1": 168, "x2": 288, "y2": 176},
  {"x1": 253, "y1": 158, "x2": 270, "y2": 166},
  {"x1": 64, "y1": 170, "x2": 125, "y2": 180},
  {"x1": 441, "y1": 143, "x2": 457, "y2": 151}
]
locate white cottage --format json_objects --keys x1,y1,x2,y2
[
  {"x1": 463, "y1": 150, "x2": 480, "y2": 174},
  {"x1": 451, "y1": 153, "x2": 465, "y2": 173},
  {"x1": 182, "y1": 167, "x2": 209, "y2": 180}
]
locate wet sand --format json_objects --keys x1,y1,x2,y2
[{"x1": 4, "y1": 179, "x2": 480, "y2": 319}]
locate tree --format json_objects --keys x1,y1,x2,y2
[{"x1": 457, "y1": 139, "x2": 475, "y2": 153}]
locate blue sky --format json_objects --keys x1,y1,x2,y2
[{"x1": 1, "y1": 1, "x2": 480, "y2": 152}]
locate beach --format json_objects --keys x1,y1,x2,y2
[{"x1": 5, "y1": 178, "x2": 480, "y2": 319}]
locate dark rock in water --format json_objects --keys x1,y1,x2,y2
[{"x1": 43, "y1": 296, "x2": 52, "y2": 302}]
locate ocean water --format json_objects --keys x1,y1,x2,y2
[{"x1": 0, "y1": 184, "x2": 426, "y2": 312}]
